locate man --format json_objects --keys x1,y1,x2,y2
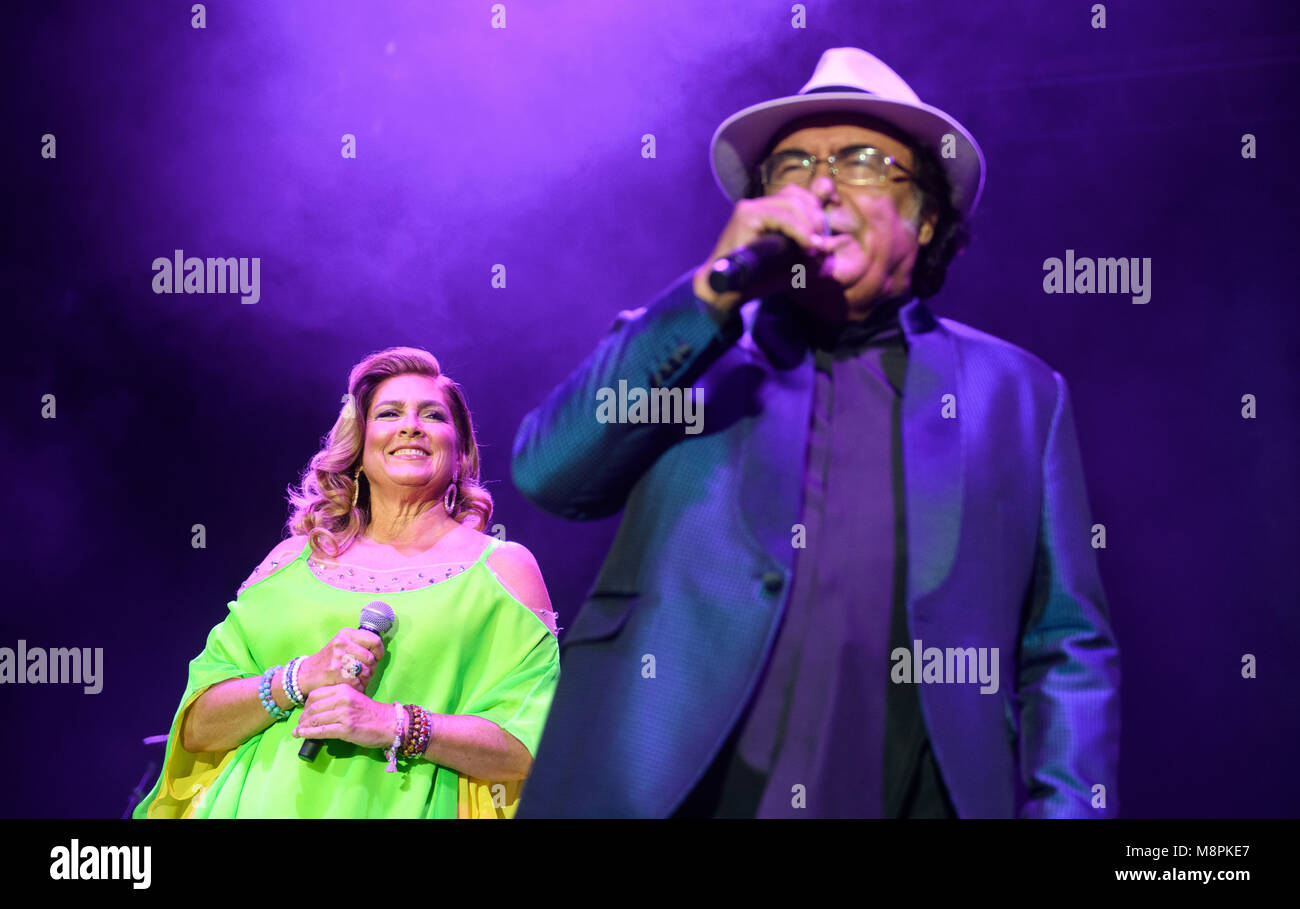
[{"x1": 512, "y1": 48, "x2": 1120, "y2": 818}]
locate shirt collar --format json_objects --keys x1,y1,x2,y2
[{"x1": 752, "y1": 292, "x2": 912, "y2": 366}]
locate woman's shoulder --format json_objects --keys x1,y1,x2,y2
[
  {"x1": 480, "y1": 536, "x2": 558, "y2": 637},
  {"x1": 480, "y1": 535, "x2": 539, "y2": 573},
  {"x1": 235, "y1": 533, "x2": 311, "y2": 598}
]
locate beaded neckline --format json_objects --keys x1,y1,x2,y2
[
  {"x1": 238, "y1": 539, "x2": 561, "y2": 635},
  {"x1": 301, "y1": 539, "x2": 495, "y2": 594},
  {"x1": 243, "y1": 541, "x2": 494, "y2": 596},
  {"x1": 303, "y1": 554, "x2": 477, "y2": 594}
]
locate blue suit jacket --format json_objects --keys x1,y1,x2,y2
[{"x1": 511, "y1": 271, "x2": 1120, "y2": 818}]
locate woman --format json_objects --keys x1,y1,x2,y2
[{"x1": 133, "y1": 347, "x2": 560, "y2": 818}]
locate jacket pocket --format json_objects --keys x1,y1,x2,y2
[{"x1": 559, "y1": 592, "x2": 639, "y2": 652}]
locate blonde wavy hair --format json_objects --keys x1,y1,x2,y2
[{"x1": 286, "y1": 346, "x2": 493, "y2": 560}]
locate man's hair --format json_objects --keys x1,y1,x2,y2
[
  {"x1": 744, "y1": 134, "x2": 971, "y2": 300},
  {"x1": 906, "y1": 141, "x2": 970, "y2": 299}
]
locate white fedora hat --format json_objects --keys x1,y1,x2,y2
[{"x1": 710, "y1": 47, "x2": 985, "y2": 220}]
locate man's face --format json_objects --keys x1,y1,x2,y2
[{"x1": 763, "y1": 114, "x2": 938, "y2": 321}]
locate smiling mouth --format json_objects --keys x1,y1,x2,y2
[{"x1": 389, "y1": 448, "x2": 430, "y2": 459}]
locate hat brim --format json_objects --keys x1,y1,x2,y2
[{"x1": 710, "y1": 92, "x2": 985, "y2": 220}]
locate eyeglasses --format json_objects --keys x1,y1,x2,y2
[{"x1": 759, "y1": 145, "x2": 918, "y2": 191}]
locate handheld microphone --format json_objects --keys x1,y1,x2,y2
[
  {"x1": 707, "y1": 234, "x2": 793, "y2": 295},
  {"x1": 298, "y1": 601, "x2": 396, "y2": 762}
]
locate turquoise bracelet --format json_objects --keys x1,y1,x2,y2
[{"x1": 259, "y1": 666, "x2": 292, "y2": 720}]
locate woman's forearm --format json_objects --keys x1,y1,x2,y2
[
  {"x1": 180, "y1": 672, "x2": 291, "y2": 753},
  {"x1": 183, "y1": 679, "x2": 532, "y2": 781},
  {"x1": 420, "y1": 713, "x2": 532, "y2": 781}
]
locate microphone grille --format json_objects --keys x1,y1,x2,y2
[{"x1": 359, "y1": 601, "x2": 396, "y2": 636}]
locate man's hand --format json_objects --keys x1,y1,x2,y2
[{"x1": 693, "y1": 185, "x2": 831, "y2": 313}]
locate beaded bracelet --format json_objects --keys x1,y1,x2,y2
[
  {"x1": 291, "y1": 656, "x2": 307, "y2": 704},
  {"x1": 258, "y1": 666, "x2": 291, "y2": 720},
  {"x1": 401, "y1": 704, "x2": 432, "y2": 759},
  {"x1": 282, "y1": 655, "x2": 307, "y2": 706},
  {"x1": 400, "y1": 705, "x2": 420, "y2": 757},
  {"x1": 399, "y1": 704, "x2": 419, "y2": 757},
  {"x1": 383, "y1": 701, "x2": 405, "y2": 773},
  {"x1": 282, "y1": 656, "x2": 297, "y2": 706}
]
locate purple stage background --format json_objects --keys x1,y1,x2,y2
[{"x1": 3, "y1": 1, "x2": 1297, "y2": 818}]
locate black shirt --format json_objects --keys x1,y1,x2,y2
[{"x1": 673, "y1": 295, "x2": 958, "y2": 818}]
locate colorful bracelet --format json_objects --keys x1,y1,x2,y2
[
  {"x1": 399, "y1": 704, "x2": 418, "y2": 757},
  {"x1": 258, "y1": 666, "x2": 291, "y2": 720},
  {"x1": 401, "y1": 704, "x2": 432, "y2": 759},
  {"x1": 421, "y1": 708, "x2": 435, "y2": 755},
  {"x1": 383, "y1": 701, "x2": 405, "y2": 773},
  {"x1": 283, "y1": 655, "x2": 307, "y2": 706}
]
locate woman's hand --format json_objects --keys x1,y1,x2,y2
[
  {"x1": 291, "y1": 685, "x2": 397, "y2": 749},
  {"x1": 298, "y1": 628, "x2": 384, "y2": 696}
]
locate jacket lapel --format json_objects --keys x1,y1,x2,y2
[
  {"x1": 898, "y1": 299, "x2": 965, "y2": 615},
  {"x1": 735, "y1": 300, "x2": 815, "y2": 570}
]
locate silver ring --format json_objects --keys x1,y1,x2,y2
[{"x1": 349, "y1": 660, "x2": 363, "y2": 678}]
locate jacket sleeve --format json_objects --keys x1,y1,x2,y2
[
  {"x1": 1016, "y1": 371, "x2": 1122, "y2": 818},
  {"x1": 511, "y1": 270, "x2": 743, "y2": 520}
]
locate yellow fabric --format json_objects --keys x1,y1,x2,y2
[
  {"x1": 141, "y1": 684, "x2": 243, "y2": 819},
  {"x1": 458, "y1": 777, "x2": 524, "y2": 818}
]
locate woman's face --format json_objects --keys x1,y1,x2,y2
[{"x1": 360, "y1": 374, "x2": 459, "y2": 500}]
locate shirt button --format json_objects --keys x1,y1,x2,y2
[{"x1": 761, "y1": 571, "x2": 784, "y2": 592}]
